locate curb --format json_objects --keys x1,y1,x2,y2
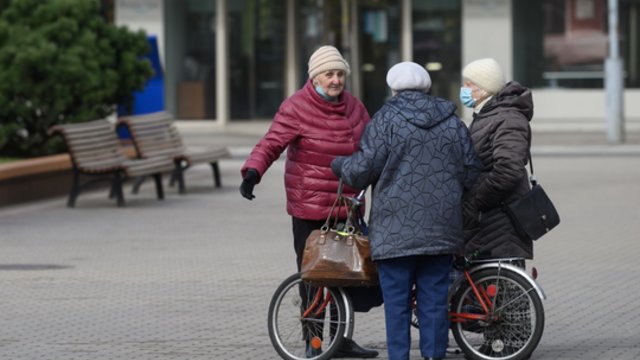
[{"x1": 532, "y1": 145, "x2": 640, "y2": 156}]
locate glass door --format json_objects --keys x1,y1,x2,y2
[
  {"x1": 297, "y1": 0, "x2": 352, "y2": 88},
  {"x1": 412, "y1": 0, "x2": 462, "y2": 104},
  {"x1": 358, "y1": 0, "x2": 401, "y2": 115},
  {"x1": 165, "y1": 0, "x2": 217, "y2": 119},
  {"x1": 229, "y1": 0, "x2": 285, "y2": 120}
]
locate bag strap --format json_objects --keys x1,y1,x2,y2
[
  {"x1": 526, "y1": 126, "x2": 537, "y2": 187},
  {"x1": 527, "y1": 152, "x2": 536, "y2": 185},
  {"x1": 343, "y1": 196, "x2": 357, "y2": 234},
  {"x1": 322, "y1": 179, "x2": 345, "y2": 231}
]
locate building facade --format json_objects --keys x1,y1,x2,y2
[{"x1": 114, "y1": 0, "x2": 640, "y2": 130}]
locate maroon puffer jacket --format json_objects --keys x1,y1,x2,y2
[{"x1": 241, "y1": 80, "x2": 370, "y2": 220}]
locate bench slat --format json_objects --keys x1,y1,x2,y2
[
  {"x1": 49, "y1": 119, "x2": 174, "y2": 174},
  {"x1": 116, "y1": 112, "x2": 230, "y2": 191}
]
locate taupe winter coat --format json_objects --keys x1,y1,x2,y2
[{"x1": 463, "y1": 81, "x2": 534, "y2": 259}]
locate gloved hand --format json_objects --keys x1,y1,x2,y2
[
  {"x1": 240, "y1": 168, "x2": 259, "y2": 200},
  {"x1": 330, "y1": 157, "x2": 344, "y2": 178}
]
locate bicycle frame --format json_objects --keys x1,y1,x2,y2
[
  {"x1": 302, "y1": 288, "x2": 333, "y2": 318},
  {"x1": 465, "y1": 261, "x2": 546, "y2": 300},
  {"x1": 301, "y1": 286, "x2": 354, "y2": 339},
  {"x1": 448, "y1": 259, "x2": 546, "y2": 325}
]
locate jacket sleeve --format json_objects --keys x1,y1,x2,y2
[
  {"x1": 332, "y1": 115, "x2": 388, "y2": 190},
  {"x1": 241, "y1": 106, "x2": 300, "y2": 181},
  {"x1": 474, "y1": 113, "x2": 530, "y2": 210},
  {"x1": 458, "y1": 121, "x2": 482, "y2": 191}
]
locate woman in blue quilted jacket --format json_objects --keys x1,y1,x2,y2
[{"x1": 332, "y1": 62, "x2": 481, "y2": 360}]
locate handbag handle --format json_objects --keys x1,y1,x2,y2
[
  {"x1": 321, "y1": 179, "x2": 361, "y2": 235},
  {"x1": 321, "y1": 179, "x2": 346, "y2": 232}
]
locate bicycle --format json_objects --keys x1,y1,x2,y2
[
  {"x1": 268, "y1": 256, "x2": 545, "y2": 360},
  {"x1": 267, "y1": 194, "x2": 546, "y2": 360}
]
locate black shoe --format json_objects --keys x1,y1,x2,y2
[{"x1": 333, "y1": 338, "x2": 378, "y2": 358}]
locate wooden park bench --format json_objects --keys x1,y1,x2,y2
[
  {"x1": 116, "y1": 112, "x2": 230, "y2": 194},
  {"x1": 48, "y1": 119, "x2": 175, "y2": 207}
]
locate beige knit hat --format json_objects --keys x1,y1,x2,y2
[
  {"x1": 462, "y1": 58, "x2": 506, "y2": 95},
  {"x1": 307, "y1": 45, "x2": 351, "y2": 79}
]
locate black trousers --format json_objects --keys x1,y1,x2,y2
[{"x1": 292, "y1": 217, "x2": 326, "y2": 271}]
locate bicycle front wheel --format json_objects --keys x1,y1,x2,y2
[
  {"x1": 450, "y1": 268, "x2": 544, "y2": 360},
  {"x1": 267, "y1": 273, "x2": 350, "y2": 360}
]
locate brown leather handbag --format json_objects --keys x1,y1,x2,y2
[{"x1": 300, "y1": 184, "x2": 378, "y2": 287}]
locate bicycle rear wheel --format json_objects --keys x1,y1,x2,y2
[
  {"x1": 268, "y1": 273, "x2": 351, "y2": 360},
  {"x1": 450, "y1": 268, "x2": 544, "y2": 360}
]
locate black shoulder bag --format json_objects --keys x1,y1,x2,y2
[{"x1": 504, "y1": 152, "x2": 560, "y2": 241}]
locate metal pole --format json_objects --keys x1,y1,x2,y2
[
  {"x1": 401, "y1": 0, "x2": 412, "y2": 62},
  {"x1": 216, "y1": 0, "x2": 229, "y2": 126},
  {"x1": 605, "y1": 0, "x2": 624, "y2": 143},
  {"x1": 285, "y1": 0, "x2": 298, "y2": 97},
  {"x1": 349, "y1": 0, "x2": 361, "y2": 100}
]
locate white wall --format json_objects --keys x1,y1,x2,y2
[
  {"x1": 461, "y1": 0, "x2": 512, "y2": 120},
  {"x1": 115, "y1": 0, "x2": 165, "y2": 68},
  {"x1": 533, "y1": 89, "x2": 640, "y2": 130},
  {"x1": 462, "y1": 0, "x2": 512, "y2": 77}
]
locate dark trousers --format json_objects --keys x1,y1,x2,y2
[
  {"x1": 377, "y1": 255, "x2": 452, "y2": 360},
  {"x1": 292, "y1": 217, "x2": 337, "y2": 341},
  {"x1": 292, "y1": 217, "x2": 326, "y2": 271}
]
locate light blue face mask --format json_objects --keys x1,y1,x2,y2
[
  {"x1": 459, "y1": 87, "x2": 476, "y2": 108},
  {"x1": 315, "y1": 85, "x2": 336, "y2": 101}
]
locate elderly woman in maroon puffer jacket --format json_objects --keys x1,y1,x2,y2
[{"x1": 240, "y1": 45, "x2": 378, "y2": 359}]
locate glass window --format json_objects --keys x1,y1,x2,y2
[
  {"x1": 101, "y1": 0, "x2": 115, "y2": 23},
  {"x1": 412, "y1": 0, "x2": 461, "y2": 102},
  {"x1": 359, "y1": 0, "x2": 401, "y2": 114},
  {"x1": 298, "y1": 0, "x2": 401, "y2": 115},
  {"x1": 298, "y1": 0, "x2": 351, "y2": 88},
  {"x1": 229, "y1": 0, "x2": 285, "y2": 119},
  {"x1": 297, "y1": 1, "x2": 404, "y2": 115},
  {"x1": 513, "y1": 0, "x2": 640, "y2": 89},
  {"x1": 165, "y1": 0, "x2": 217, "y2": 119}
]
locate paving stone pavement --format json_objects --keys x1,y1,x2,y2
[{"x1": 1, "y1": 129, "x2": 640, "y2": 359}]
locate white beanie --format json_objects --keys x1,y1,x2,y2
[
  {"x1": 386, "y1": 61, "x2": 432, "y2": 92},
  {"x1": 308, "y1": 45, "x2": 351, "y2": 79},
  {"x1": 462, "y1": 58, "x2": 506, "y2": 95}
]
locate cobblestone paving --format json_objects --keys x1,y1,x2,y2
[{"x1": 1, "y1": 155, "x2": 640, "y2": 359}]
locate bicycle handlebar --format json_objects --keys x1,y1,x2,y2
[{"x1": 343, "y1": 189, "x2": 366, "y2": 209}]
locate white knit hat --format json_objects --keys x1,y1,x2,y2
[
  {"x1": 386, "y1": 61, "x2": 432, "y2": 92},
  {"x1": 308, "y1": 45, "x2": 351, "y2": 79},
  {"x1": 462, "y1": 58, "x2": 506, "y2": 95}
]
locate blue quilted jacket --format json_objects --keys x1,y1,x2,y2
[{"x1": 332, "y1": 90, "x2": 481, "y2": 260}]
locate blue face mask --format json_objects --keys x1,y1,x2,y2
[
  {"x1": 315, "y1": 85, "x2": 336, "y2": 101},
  {"x1": 459, "y1": 87, "x2": 476, "y2": 108}
]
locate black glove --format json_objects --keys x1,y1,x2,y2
[{"x1": 240, "y1": 168, "x2": 259, "y2": 200}]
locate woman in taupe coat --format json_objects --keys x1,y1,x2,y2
[{"x1": 459, "y1": 58, "x2": 534, "y2": 260}]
